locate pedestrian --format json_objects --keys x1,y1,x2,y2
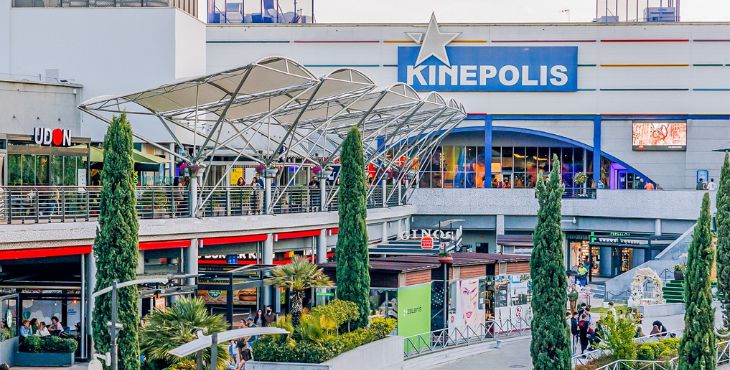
[
  {"x1": 697, "y1": 178, "x2": 706, "y2": 190},
  {"x1": 246, "y1": 317, "x2": 258, "y2": 342},
  {"x1": 578, "y1": 313, "x2": 590, "y2": 354},
  {"x1": 255, "y1": 309, "x2": 265, "y2": 327},
  {"x1": 650, "y1": 320, "x2": 667, "y2": 337},
  {"x1": 708, "y1": 178, "x2": 717, "y2": 191},
  {"x1": 236, "y1": 338, "x2": 253, "y2": 370},
  {"x1": 607, "y1": 302, "x2": 617, "y2": 317},
  {"x1": 570, "y1": 312, "x2": 580, "y2": 352},
  {"x1": 264, "y1": 306, "x2": 276, "y2": 326},
  {"x1": 228, "y1": 340, "x2": 238, "y2": 367},
  {"x1": 568, "y1": 285, "x2": 579, "y2": 313}
]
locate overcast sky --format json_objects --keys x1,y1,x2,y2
[{"x1": 308, "y1": 0, "x2": 730, "y2": 23}]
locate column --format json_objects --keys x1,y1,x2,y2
[
  {"x1": 593, "y1": 116, "x2": 602, "y2": 187},
  {"x1": 264, "y1": 176, "x2": 273, "y2": 214},
  {"x1": 654, "y1": 219, "x2": 662, "y2": 236},
  {"x1": 317, "y1": 229, "x2": 328, "y2": 264},
  {"x1": 189, "y1": 175, "x2": 199, "y2": 217},
  {"x1": 319, "y1": 176, "x2": 327, "y2": 212},
  {"x1": 484, "y1": 115, "x2": 493, "y2": 188},
  {"x1": 496, "y1": 214, "x2": 505, "y2": 253},
  {"x1": 185, "y1": 238, "x2": 199, "y2": 286},
  {"x1": 396, "y1": 218, "x2": 403, "y2": 240},
  {"x1": 381, "y1": 177, "x2": 387, "y2": 207},
  {"x1": 225, "y1": 171, "x2": 231, "y2": 216},
  {"x1": 136, "y1": 251, "x2": 145, "y2": 275},
  {"x1": 405, "y1": 216, "x2": 411, "y2": 234},
  {"x1": 381, "y1": 222, "x2": 388, "y2": 243},
  {"x1": 168, "y1": 143, "x2": 175, "y2": 184},
  {"x1": 263, "y1": 234, "x2": 274, "y2": 305},
  {"x1": 86, "y1": 252, "x2": 97, "y2": 338}
]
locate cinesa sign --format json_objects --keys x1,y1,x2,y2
[
  {"x1": 397, "y1": 15, "x2": 578, "y2": 92},
  {"x1": 33, "y1": 127, "x2": 72, "y2": 147}
]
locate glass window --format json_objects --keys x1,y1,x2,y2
[
  {"x1": 537, "y1": 147, "x2": 548, "y2": 173},
  {"x1": 562, "y1": 148, "x2": 574, "y2": 173},
  {"x1": 64, "y1": 157, "x2": 77, "y2": 186},
  {"x1": 491, "y1": 147, "x2": 501, "y2": 175},
  {"x1": 526, "y1": 147, "x2": 537, "y2": 174},
  {"x1": 442, "y1": 146, "x2": 457, "y2": 188},
  {"x1": 502, "y1": 147, "x2": 513, "y2": 173},
  {"x1": 22, "y1": 155, "x2": 35, "y2": 185},
  {"x1": 431, "y1": 146, "x2": 442, "y2": 172},
  {"x1": 8, "y1": 154, "x2": 21, "y2": 185},
  {"x1": 51, "y1": 155, "x2": 63, "y2": 185},
  {"x1": 514, "y1": 173, "x2": 526, "y2": 188},
  {"x1": 36, "y1": 155, "x2": 49, "y2": 185},
  {"x1": 475, "y1": 146, "x2": 485, "y2": 188},
  {"x1": 574, "y1": 148, "x2": 584, "y2": 174},
  {"x1": 513, "y1": 147, "x2": 526, "y2": 173}
]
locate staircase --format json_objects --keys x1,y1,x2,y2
[{"x1": 663, "y1": 279, "x2": 684, "y2": 303}]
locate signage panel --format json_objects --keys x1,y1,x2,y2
[
  {"x1": 398, "y1": 46, "x2": 578, "y2": 92},
  {"x1": 632, "y1": 121, "x2": 687, "y2": 151}
]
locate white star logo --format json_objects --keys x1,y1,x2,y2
[{"x1": 406, "y1": 13, "x2": 461, "y2": 66}]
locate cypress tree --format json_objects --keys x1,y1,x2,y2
[
  {"x1": 530, "y1": 154, "x2": 571, "y2": 370},
  {"x1": 92, "y1": 113, "x2": 141, "y2": 370},
  {"x1": 677, "y1": 192, "x2": 716, "y2": 370},
  {"x1": 716, "y1": 152, "x2": 730, "y2": 328},
  {"x1": 335, "y1": 127, "x2": 370, "y2": 329}
]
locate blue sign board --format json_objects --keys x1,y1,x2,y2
[
  {"x1": 226, "y1": 254, "x2": 239, "y2": 265},
  {"x1": 397, "y1": 46, "x2": 578, "y2": 92}
]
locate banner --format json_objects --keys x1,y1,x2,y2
[
  {"x1": 398, "y1": 283, "x2": 432, "y2": 353},
  {"x1": 449, "y1": 278, "x2": 485, "y2": 334}
]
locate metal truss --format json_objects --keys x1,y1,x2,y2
[{"x1": 79, "y1": 57, "x2": 465, "y2": 214}]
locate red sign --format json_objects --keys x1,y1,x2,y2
[{"x1": 421, "y1": 235, "x2": 434, "y2": 250}]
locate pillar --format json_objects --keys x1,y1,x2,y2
[
  {"x1": 185, "y1": 238, "x2": 200, "y2": 286},
  {"x1": 136, "y1": 251, "x2": 145, "y2": 275},
  {"x1": 264, "y1": 177, "x2": 273, "y2": 214},
  {"x1": 225, "y1": 171, "x2": 231, "y2": 216},
  {"x1": 654, "y1": 218, "x2": 662, "y2": 236},
  {"x1": 405, "y1": 216, "x2": 411, "y2": 234},
  {"x1": 317, "y1": 229, "x2": 328, "y2": 264},
  {"x1": 397, "y1": 182, "x2": 402, "y2": 205},
  {"x1": 319, "y1": 176, "x2": 327, "y2": 212},
  {"x1": 189, "y1": 175, "x2": 199, "y2": 217},
  {"x1": 168, "y1": 143, "x2": 175, "y2": 185},
  {"x1": 396, "y1": 218, "x2": 403, "y2": 240},
  {"x1": 599, "y1": 247, "x2": 612, "y2": 277},
  {"x1": 593, "y1": 116, "x2": 602, "y2": 186},
  {"x1": 381, "y1": 177, "x2": 387, "y2": 207},
  {"x1": 632, "y1": 250, "x2": 645, "y2": 268},
  {"x1": 263, "y1": 234, "x2": 274, "y2": 305},
  {"x1": 86, "y1": 252, "x2": 97, "y2": 337},
  {"x1": 484, "y1": 115, "x2": 493, "y2": 188},
  {"x1": 496, "y1": 214, "x2": 505, "y2": 253},
  {"x1": 381, "y1": 222, "x2": 388, "y2": 243}
]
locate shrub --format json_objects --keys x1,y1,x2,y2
[
  {"x1": 253, "y1": 317, "x2": 396, "y2": 364},
  {"x1": 637, "y1": 343, "x2": 656, "y2": 360},
  {"x1": 311, "y1": 299, "x2": 359, "y2": 330},
  {"x1": 20, "y1": 336, "x2": 78, "y2": 353},
  {"x1": 0, "y1": 327, "x2": 12, "y2": 342},
  {"x1": 598, "y1": 312, "x2": 637, "y2": 361}
]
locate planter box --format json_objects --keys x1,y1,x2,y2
[{"x1": 15, "y1": 351, "x2": 75, "y2": 366}]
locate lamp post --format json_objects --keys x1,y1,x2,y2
[{"x1": 91, "y1": 277, "x2": 170, "y2": 370}]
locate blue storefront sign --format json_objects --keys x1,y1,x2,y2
[{"x1": 397, "y1": 46, "x2": 578, "y2": 92}]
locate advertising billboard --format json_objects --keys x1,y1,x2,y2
[
  {"x1": 448, "y1": 278, "x2": 486, "y2": 334},
  {"x1": 632, "y1": 122, "x2": 687, "y2": 151},
  {"x1": 398, "y1": 283, "x2": 432, "y2": 354}
]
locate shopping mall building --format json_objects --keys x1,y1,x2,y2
[{"x1": 0, "y1": 0, "x2": 728, "y2": 360}]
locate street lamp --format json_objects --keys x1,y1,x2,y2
[{"x1": 91, "y1": 277, "x2": 170, "y2": 370}]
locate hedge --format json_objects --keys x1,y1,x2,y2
[
  {"x1": 20, "y1": 335, "x2": 78, "y2": 353},
  {"x1": 253, "y1": 317, "x2": 396, "y2": 364}
]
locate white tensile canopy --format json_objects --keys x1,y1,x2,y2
[{"x1": 79, "y1": 57, "x2": 466, "y2": 213}]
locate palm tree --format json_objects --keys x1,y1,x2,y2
[
  {"x1": 268, "y1": 258, "x2": 333, "y2": 328},
  {"x1": 140, "y1": 296, "x2": 228, "y2": 369}
]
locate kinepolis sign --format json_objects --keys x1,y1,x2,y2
[{"x1": 397, "y1": 14, "x2": 578, "y2": 92}]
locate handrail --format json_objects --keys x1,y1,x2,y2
[{"x1": 403, "y1": 317, "x2": 532, "y2": 359}]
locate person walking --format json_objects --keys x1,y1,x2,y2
[
  {"x1": 570, "y1": 312, "x2": 580, "y2": 352},
  {"x1": 263, "y1": 306, "x2": 276, "y2": 326},
  {"x1": 578, "y1": 313, "x2": 590, "y2": 354}
]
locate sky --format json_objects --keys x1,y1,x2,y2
[{"x1": 303, "y1": 0, "x2": 730, "y2": 23}]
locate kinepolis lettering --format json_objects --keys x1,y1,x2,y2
[
  {"x1": 397, "y1": 14, "x2": 578, "y2": 92},
  {"x1": 398, "y1": 46, "x2": 578, "y2": 92},
  {"x1": 33, "y1": 127, "x2": 71, "y2": 147}
]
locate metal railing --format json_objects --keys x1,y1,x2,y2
[
  {"x1": 1, "y1": 185, "x2": 188, "y2": 224},
  {"x1": 403, "y1": 317, "x2": 531, "y2": 359},
  {"x1": 13, "y1": 0, "x2": 171, "y2": 7},
  {"x1": 1, "y1": 184, "x2": 404, "y2": 224}
]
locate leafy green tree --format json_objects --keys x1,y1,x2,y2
[
  {"x1": 269, "y1": 258, "x2": 333, "y2": 328},
  {"x1": 335, "y1": 127, "x2": 371, "y2": 329},
  {"x1": 530, "y1": 154, "x2": 571, "y2": 369},
  {"x1": 92, "y1": 113, "x2": 141, "y2": 370},
  {"x1": 598, "y1": 312, "x2": 638, "y2": 360},
  {"x1": 677, "y1": 193, "x2": 716, "y2": 370},
  {"x1": 140, "y1": 297, "x2": 227, "y2": 369},
  {"x1": 717, "y1": 153, "x2": 730, "y2": 327}
]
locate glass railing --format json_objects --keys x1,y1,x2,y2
[{"x1": 13, "y1": 0, "x2": 171, "y2": 7}]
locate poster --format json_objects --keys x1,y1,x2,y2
[
  {"x1": 632, "y1": 122, "x2": 687, "y2": 151},
  {"x1": 397, "y1": 283, "x2": 432, "y2": 354},
  {"x1": 493, "y1": 274, "x2": 532, "y2": 333},
  {"x1": 230, "y1": 168, "x2": 244, "y2": 185},
  {"x1": 449, "y1": 278, "x2": 485, "y2": 334},
  {"x1": 197, "y1": 287, "x2": 257, "y2": 306}
]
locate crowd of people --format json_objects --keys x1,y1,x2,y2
[
  {"x1": 226, "y1": 306, "x2": 278, "y2": 370},
  {"x1": 19, "y1": 316, "x2": 66, "y2": 342}
]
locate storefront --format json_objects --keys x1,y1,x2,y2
[
  {"x1": 566, "y1": 232, "x2": 676, "y2": 279},
  {"x1": 2, "y1": 132, "x2": 91, "y2": 187}
]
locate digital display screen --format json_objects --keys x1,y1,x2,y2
[{"x1": 632, "y1": 121, "x2": 687, "y2": 151}]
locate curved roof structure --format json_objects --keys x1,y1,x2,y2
[{"x1": 79, "y1": 57, "x2": 465, "y2": 213}]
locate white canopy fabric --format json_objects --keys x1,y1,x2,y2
[{"x1": 79, "y1": 56, "x2": 466, "y2": 212}]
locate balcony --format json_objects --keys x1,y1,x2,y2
[{"x1": 0, "y1": 185, "x2": 405, "y2": 224}]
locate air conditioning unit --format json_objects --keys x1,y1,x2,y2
[{"x1": 644, "y1": 7, "x2": 677, "y2": 22}]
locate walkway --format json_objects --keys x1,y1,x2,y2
[{"x1": 430, "y1": 338, "x2": 532, "y2": 370}]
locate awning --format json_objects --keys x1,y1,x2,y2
[
  {"x1": 71, "y1": 145, "x2": 104, "y2": 163},
  {"x1": 497, "y1": 234, "x2": 534, "y2": 247},
  {"x1": 74, "y1": 145, "x2": 166, "y2": 171}
]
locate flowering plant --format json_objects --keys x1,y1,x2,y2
[
  {"x1": 255, "y1": 164, "x2": 266, "y2": 174},
  {"x1": 312, "y1": 165, "x2": 322, "y2": 175}
]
